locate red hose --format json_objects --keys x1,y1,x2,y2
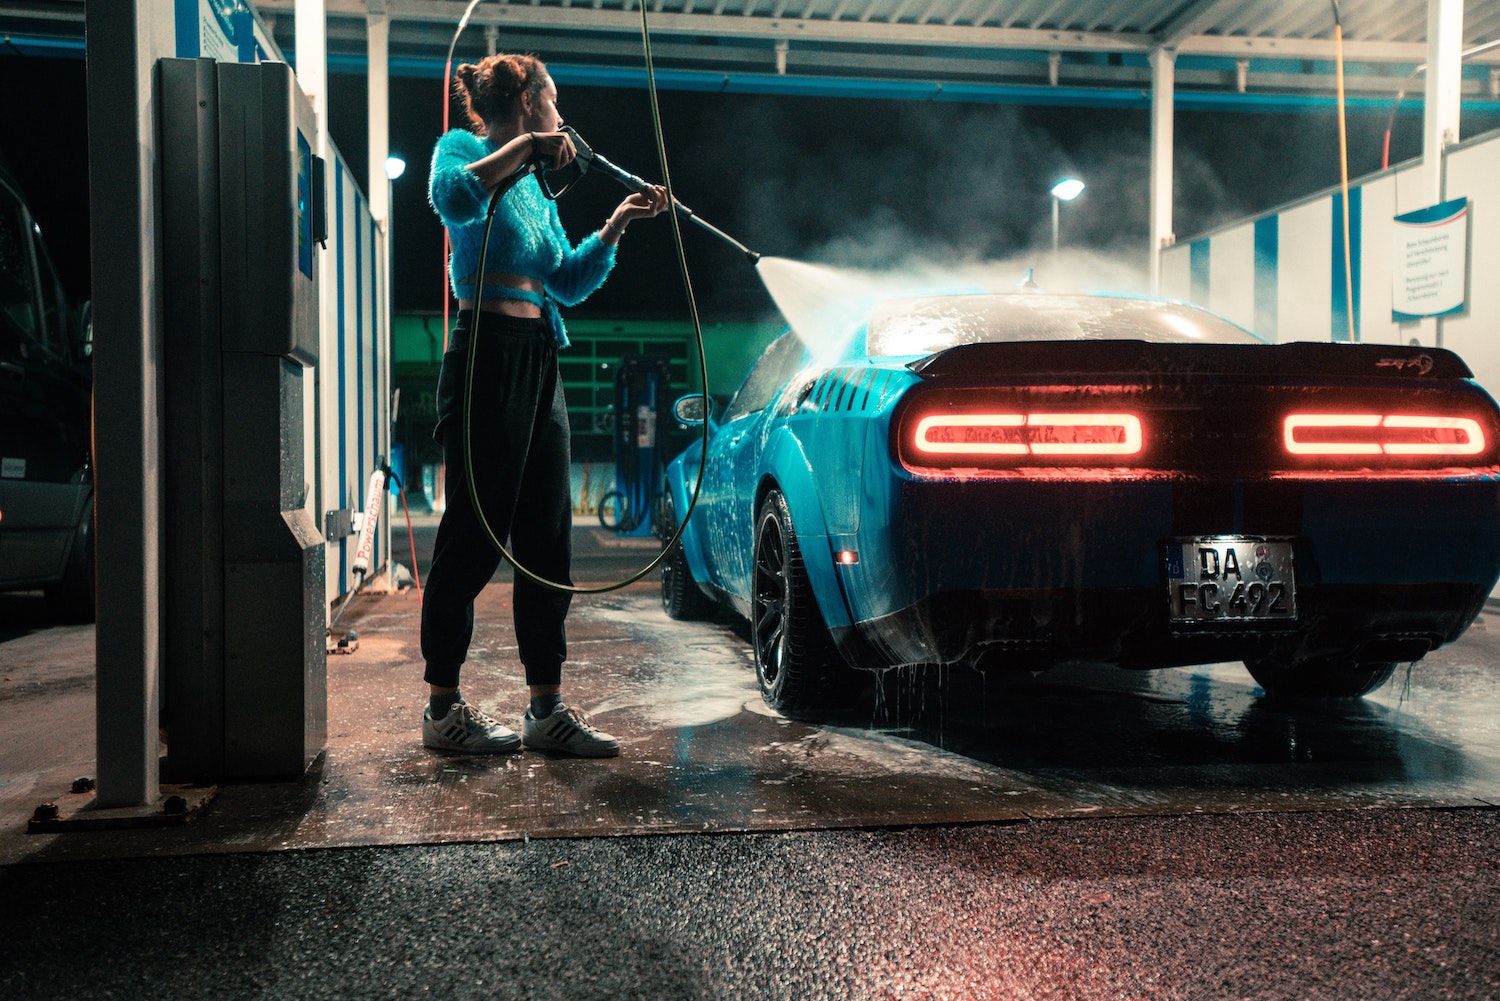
[{"x1": 398, "y1": 481, "x2": 423, "y2": 602}]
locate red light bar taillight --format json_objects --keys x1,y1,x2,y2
[
  {"x1": 1284, "y1": 413, "x2": 1486, "y2": 457},
  {"x1": 912, "y1": 412, "x2": 1143, "y2": 458}
]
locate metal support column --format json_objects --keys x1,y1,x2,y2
[
  {"x1": 1149, "y1": 46, "x2": 1176, "y2": 296},
  {"x1": 368, "y1": 0, "x2": 395, "y2": 585},
  {"x1": 86, "y1": 0, "x2": 172, "y2": 809},
  {"x1": 367, "y1": 1, "x2": 390, "y2": 231},
  {"x1": 1423, "y1": 0, "x2": 1464, "y2": 348},
  {"x1": 1421, "y1": 0, "x2": 1464, "y2": 206}
]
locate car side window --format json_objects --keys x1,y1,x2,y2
[
  {"x1": 0, "y1": 183, "x2": 37, "y2": 363},
  {"x1": 723, "y1": 332, "x2": 809, "y2": 422}
]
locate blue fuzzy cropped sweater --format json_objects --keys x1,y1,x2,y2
[{"x1": 428, "y1": 128, "x2": 616, "y2": 347}]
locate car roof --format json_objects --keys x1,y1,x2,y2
[{"x1": 866, "y1": 292, "x2": 1264, "y2": 358}]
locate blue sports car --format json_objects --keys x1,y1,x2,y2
[{"x1": 660, "y1": 291, "x2": 1500, "y2": 715}]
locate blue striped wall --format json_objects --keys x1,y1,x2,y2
[
  {"x1": 1159, "y1": 128, "x2": 1500, "y2": 412},
  {"x1": 1161, "y1": 134, "x2": 1490, "y2": 350},
  {"x1": 326, "y1": 147, "x2": 389, "y2": 599},
  {"x1": 1253, "y1": 216, "x2": 1278, "y2": 339}
]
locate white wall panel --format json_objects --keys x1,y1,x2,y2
[
  {"x1": 1357, "y1": 174, "x2": 1401, "y2": 346},
  {"x1": 318, "y1": 142, "x2": 390, "y2": 603},
  {"x1": 1209, "y1": 226, "x2": 1255, "y2": 329},
  {"x1": 1392, "y1": 160, "x2": 1441, "y2": 347},
  {"x1": 1437, "y1": 139, "x2": 1500, "y2": 395},
  {"x1": 1276, "y1": 200, "x2": 1333, "y2": 343},
  {"x1": 1160, "y1": 244, "x2": 1192, "y2": 300}
]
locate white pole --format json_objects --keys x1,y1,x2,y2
[
  {"x1": 1149, "y1": 47, "x2": 1176, "y2": 296},
  {"x1": 1420, "y1": 0, "x2": 1463, "y2": 347},
  {"x1": 367, "y1": 4, "x2": 391, "y2": 230}
]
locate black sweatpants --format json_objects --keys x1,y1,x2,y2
[{"x1": 421, "y1": 312, "x2": 573, "y2": 690}]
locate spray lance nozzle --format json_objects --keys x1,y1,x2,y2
[{"x1": 547, "y1": 126, "x2": 761, "y2": 266}]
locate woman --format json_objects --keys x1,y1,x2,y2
[{"x1": 420, "y1": 53, "x2": 668, "y2": 756}]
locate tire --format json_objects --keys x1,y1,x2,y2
[
  {"x1": 597, "y1": 490, "x2": 628, "y2": 530},
  {"x1": 662, "y1": 542, "x2": 718, "y2": 620},
  {"x1": 45, "y1": 494, "x2": 95, "y2": 624},
  {"x1": 751, "y1": 490, "x2": 844, "y2": 717},
  {"x1": 1244, "y1": 654, "x2": 1398, "y2": 699}
]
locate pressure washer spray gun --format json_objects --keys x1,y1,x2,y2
[{"x1": 558, "y1": 126, "x2": 761, "y2": 265}]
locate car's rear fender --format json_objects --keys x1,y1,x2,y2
[{"x1": 755, "y1": 428, "x2": 856, "y2": 632}]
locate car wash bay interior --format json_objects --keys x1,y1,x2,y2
[{"x1": 72, "y1": 0, "x2": 1499, "y2": 813}]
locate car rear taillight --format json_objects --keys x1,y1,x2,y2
[
  {"x1": 1283, "y1": 413, "x2": 1486, "y2": 457},
  {"x1": 912, "y1": 413, "x2": 1142, "y2": 458},
  {"x1": 896, "y1": 381, "x2": 1500, "y2": 479}
]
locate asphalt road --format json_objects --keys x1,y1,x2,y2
[{"x1": 2, "y1": 808, "x2": 1496, "y2": 1000}]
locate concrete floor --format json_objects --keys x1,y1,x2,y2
[{"x1": 4, "y1": 524, "x2": 1500, "y2": 865}]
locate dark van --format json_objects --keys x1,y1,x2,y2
[{"x1": 0, "y1": 155, "x2": 93, "y2": 620}]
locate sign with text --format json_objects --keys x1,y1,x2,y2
[
  {"x1": 1392, "y1": 197, "x2": 1470, "y2": 322},
  {"x1": 176, "y1": 0, "x2": 272, "y2": 62}
]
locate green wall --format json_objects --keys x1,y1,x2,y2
[{"x1": 390, "y1": 312, "x2": 784, "y2": 474}]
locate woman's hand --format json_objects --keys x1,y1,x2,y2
[
  {"x1": 618, "y1": 185, "x2": 669, "y2": 224},
  {"x1": 528, "y1": 130, "x2": 577, "y2": 171},
  {"x1": 601, "y1": 185, "x2": 669, "y2": 246},
  {"x1": 466, "y1": 129, "x2": 577, "y2": 193}
]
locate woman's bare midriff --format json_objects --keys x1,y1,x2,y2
[{"x1": 459, "y1": 273, "x2": 545, "y2": 317}]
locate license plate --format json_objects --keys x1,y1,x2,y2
[{"x1": 1165, "y1": 536, "x2": 1297, "y2": 623}]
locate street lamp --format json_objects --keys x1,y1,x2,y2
[
  {"x1": 385, "y1": 155, "x2": 407, "y2": 182},
  {"x1": 1050, "y1": 177, "x2": 1085, "y2": 256}
]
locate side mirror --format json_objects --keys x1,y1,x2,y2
[{"x1": 673, "y1": 393, "x2": 713, "y2": 426}]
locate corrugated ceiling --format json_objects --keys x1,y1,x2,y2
[{"x1": 3, "y1": 1, "x2": 1499, "y2": 106}]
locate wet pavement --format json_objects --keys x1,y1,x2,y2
[
  {"x1": 2, "y1": 521, "x2": 1499, "y2": 864},
  {"x1": 4, "y1": 521, "x2": 1500, "y2": 999}
]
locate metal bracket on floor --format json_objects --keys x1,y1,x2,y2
[
  {"x1": 27, "y1": 780, "x2": 218, "y2": 834},
  {"x1": 327, "y1": 628, "x2": 359, "y2": 654}
]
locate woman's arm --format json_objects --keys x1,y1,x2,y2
[
  {"x1": 428, "y1": 130, "x2": 493, "y2": 228},
  {"x1": 429, "y1": 129, "x2": 580, "y2": 227},
  {"x1": 464, "y1": 130, "x2": 576, "y2": 192}
]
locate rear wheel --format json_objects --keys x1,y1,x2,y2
[
  {"x1": 662, "y1": 542, "x2": 717, "y2": 620},
  {"x1": 752, "y1": 490, "x2": 844, "y2": 717},
  {"x1": 1244, "y1": 654, "x2": 1398, "y2": 699}
]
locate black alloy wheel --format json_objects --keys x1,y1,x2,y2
[{"x1": 751, "y1": 490, "x2": 841, "y2": 716}]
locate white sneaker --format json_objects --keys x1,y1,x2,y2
[
  {"x1": 522, "y1": 704, "x2": 620, "y2": 758},
  {"x1": 422, "y1": 701, "x2": 522, "y2": 754}
]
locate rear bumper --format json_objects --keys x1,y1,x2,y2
[
  {"x1": 831, "y1": 474, "x2": 1500, "y2": 670},
  {"x1": 833, "y1": 581, "x2": 1488, "y2": 672}
]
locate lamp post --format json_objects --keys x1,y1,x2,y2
[{"x1": 1050, "y1": 177, "x2": 1085, "y2": 256}]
